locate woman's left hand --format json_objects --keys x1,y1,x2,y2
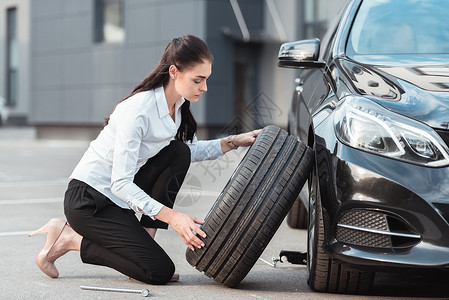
[
  {"x1": 222, "y1": 129, "x2": 261, "y2": 153},
  {"x1": 232, "y1": 129, "x2": 261, "y2": 148}
]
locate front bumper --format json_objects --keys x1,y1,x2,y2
[{"x1": 317, "y1": 137, "x2": 449, "y2": 271}]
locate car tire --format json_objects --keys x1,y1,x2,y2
[
  {"x1": 307, "y1": 147, "x2": 375, "y2": 294},
  {"x1": 185, "y1": 125, "x2": 314, "y2": 287},
  {"x1": 286, "y1": 193, "x2": 308, "y2": 229}
]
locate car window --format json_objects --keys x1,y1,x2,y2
[{"x1": 346, "y1": 0, "x2": 449, "y2": 55}]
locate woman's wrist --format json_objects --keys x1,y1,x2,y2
[
  {"x1": 220, "y1": 135, "x2": 238, "y2": 153},
  {"x1": 227, "y1": 135, "x2": 238, "y2": 150},
  {"x1": 155, "y1": 206, "x2": 174, "y2": 224}
]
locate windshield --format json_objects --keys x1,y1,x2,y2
[{"x1": 347, "y1": 0, "x2": 449, "y2": 55}]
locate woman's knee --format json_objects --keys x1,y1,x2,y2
[
  {"x1": 170, "y1": 140, "x2": 190, "y2": 157},
  {"x1": 146, "y1": 257, "x2": 175, "y2": 285},
  {"x1": 169, "y1": 140, "x2": 191, "y2": 168}
]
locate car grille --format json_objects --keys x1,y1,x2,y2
[
  {"x1": 336, "y1": 209, "x2": 421, "y2": 249},
  {"x1": 436, "y1": 129, "x2": 449, "y2": 148},
  {"x1": 433, "y1": 202, "x2": 449, "y2": 225}
]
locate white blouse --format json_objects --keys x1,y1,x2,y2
[{"x1": 70, "y1": 86, "x2": 223, "y2": 219}]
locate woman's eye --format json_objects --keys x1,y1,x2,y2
[{"x1": 194, "y1": 80, "x2": 201, "y2": 84}]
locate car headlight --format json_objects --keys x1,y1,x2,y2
[{"x1": 334, "y1": 97, "x2": 449, "y2": 167}]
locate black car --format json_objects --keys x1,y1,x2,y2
[{"x1": 278, "y1": 0, "x2": 449, "y2": 294}]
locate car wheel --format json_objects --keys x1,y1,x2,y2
[
  {"x1": 286, "y1": 194, "x2": 308, "y2": 229},
  {"x1": 186, "y1": 125, "x2": 314, "y2": 287},
  {"x1": 307, "y1": 149, "x2": 375, "y2": 294}
]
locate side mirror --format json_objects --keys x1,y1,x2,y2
[{"x1": 278, "y1": 39, "x2": 325, "y2": 69}]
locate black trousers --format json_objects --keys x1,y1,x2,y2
[{"x1": 64, "y1": 140, "x2": 191, "y2": 284}]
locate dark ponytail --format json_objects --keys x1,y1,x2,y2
[
  {"x1": 176, "y1": 100, "x2": 197, "y2": 142},
  {"x1": 104, "y1": 35, "x2": 213, "y2": 143}
]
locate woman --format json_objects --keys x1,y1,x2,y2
[{"x1": 29, "y1": 34, "x2": 260, "y2": 285}]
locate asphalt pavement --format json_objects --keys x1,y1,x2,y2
[{"x1": 0, "y1": 126, "x2": 448, "y2": 300}]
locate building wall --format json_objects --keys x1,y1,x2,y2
[
  {"x1": 203, "y1": 0, "x2": 302, "y2": 138},
  {"x1": 0, "y1": 0, "x2": 30, "y2": 124},
  {"x1": 30, "y1": 0, "x2": 207, "y2": 138},
  {"x1": 23, "y1": 0, "x2": 346, "y2": 139},
  {"x1": 202, "y1": 0, "x2": 346, "y2": 138},
  {"x1": 259, "y1": 0, "x2": 300, "y2": 129},
  {"x1": 205, "y1": 0, "x2": 263, "y2": 136}
]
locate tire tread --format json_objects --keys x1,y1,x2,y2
[{"x1": 186, "y1": 125, "x2": 314, "y2": 287}]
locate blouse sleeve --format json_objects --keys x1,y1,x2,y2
[
  {"x1": 109, "y1": 105, "x2": 164, "y2": 220},
  {"x1": 186, "y1": 134, "x2": 224, "y2": 163}
]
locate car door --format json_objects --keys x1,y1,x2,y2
[
  {"x1": 294, "y1": 3, "x2": 346, "y2": 145},
  {"x1": 292, "y1": 68, "x2": 324, "y2": 143}
]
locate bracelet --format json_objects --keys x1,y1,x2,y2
[{"x1": 227, "y1": 135, "x2": 238, "y2": 149}]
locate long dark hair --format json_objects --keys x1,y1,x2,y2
[{"x1": 104, "y1": 35, "x2": 213, "y2": 142}]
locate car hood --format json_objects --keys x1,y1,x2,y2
[{"x1": 337, "y1": 55, "x2": 449, "y2": 130}]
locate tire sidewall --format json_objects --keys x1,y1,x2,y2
[
  {"x1": 307, "y1": 164, "x2": 326, "y2": 290},
  {"x1": 307, "y1": 166, "x2": 318, "y2": 285}
]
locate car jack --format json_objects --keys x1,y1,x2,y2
[{"x1": 258, "y1": 250, "x2": 307, "y2": 267}]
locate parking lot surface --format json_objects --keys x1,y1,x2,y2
[{"x1": 0, "y1": 127, "x2": 447, "y2": 299}]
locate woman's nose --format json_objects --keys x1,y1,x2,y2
[{"x1": 201, "y1": 81, "x2": 207, "y2": 92}]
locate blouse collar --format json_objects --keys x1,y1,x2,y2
[{"x1": 155, "y1": 86, "x2": 185, "y2": 119}]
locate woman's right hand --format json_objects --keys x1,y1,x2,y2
[{"x1": 155, "y1": 206, "x2": 207, "y2": 251}]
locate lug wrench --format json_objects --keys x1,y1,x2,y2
[
  {"x1": 81, "y1": 285, "x2": 150, "y2": 297},
  {"x1": 258, "y1": 250, "x2": 308, "y2": 268}
]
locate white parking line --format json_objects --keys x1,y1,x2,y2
[
  {"x1": 0, "y1": 180, "x2": 68, "y2": 187},
  {"x1": 0, "y1": 191, "x2": 220, "y2": 206},
  {"x1": 0, "y1": 192, "x2": 220, "y2": 237},
  {"x1": 0, "y1": 231, "x2": 32, "y2": 237},
  {"x1": 179, "y1": 190, "x2": 219, "y2": 197},
  {"x1": 0, "y1": 198, "x2": 62, "y2": 205}
]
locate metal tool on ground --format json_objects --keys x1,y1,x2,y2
[
  {"x1": 80, "y1": 285, "x2": 150, "y2": 297},
  {"x1": 259, "y1": 250, "x2": 307, "y2": 268}
]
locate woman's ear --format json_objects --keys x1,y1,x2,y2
[{"x1": 169, "y1": 65, "x2": 177, "y2": 80}]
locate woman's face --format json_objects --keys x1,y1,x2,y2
[{"x1": 173, "y1": 61, "x2": 211, "y2": 102}]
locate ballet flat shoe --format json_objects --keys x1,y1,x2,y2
[
  {"x1": 170, "y1": 273, "x2": 180, "y2": 282},
  {"x1": 29, "y1": 218, "x2": 67, "y2": 278}
]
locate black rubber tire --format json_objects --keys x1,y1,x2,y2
[
  {"x1": 307, "y1": 147, "x2": 375, "y2": 294},
  {"x1": 286, "y1": 194, "x2": 308, "y2": 229},
  {"x1": 186, "y1": 125, "x2": 314, "y2": 287}
]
